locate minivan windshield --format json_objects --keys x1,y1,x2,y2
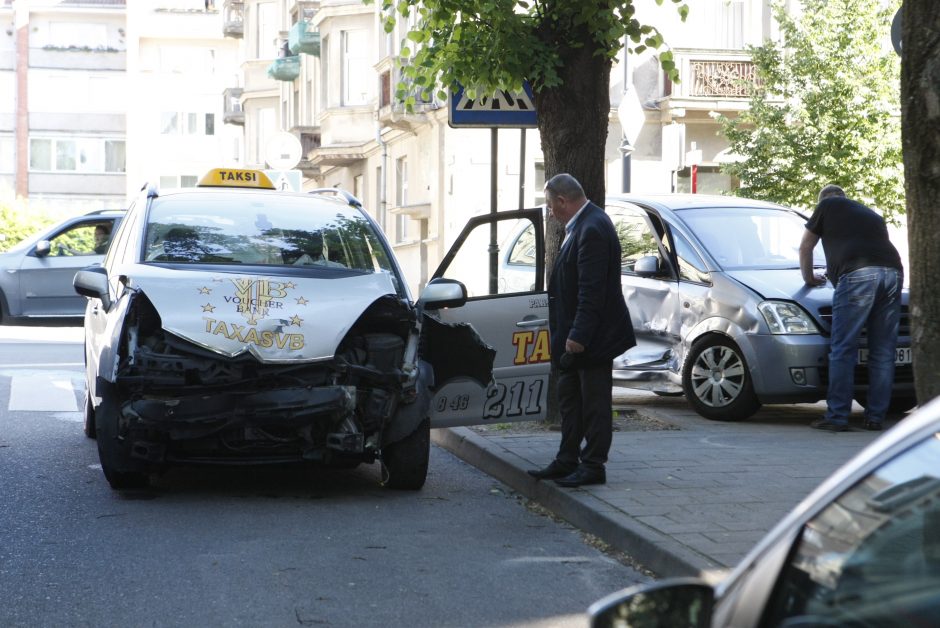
[{"x1": 678, "y1": 206, "x2": 826, "y2": 270}]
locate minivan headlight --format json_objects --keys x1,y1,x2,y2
[{"x1": 758, "y1": 300, "x2": 820, "y2": 334}]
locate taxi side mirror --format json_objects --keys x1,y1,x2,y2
[
  {"x1": 35, "y1": 240, "x2": 52, "y2": 258},
  {"x1": 418, "y1": 278, "x2": 467, "y2": 311},
  {"x1": 74, "y1": 266, "x2": 111, "y2": 311}
]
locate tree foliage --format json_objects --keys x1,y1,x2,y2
[
  {"x1": 719, "y1": 0, "x2": 903, "y2": 218},
  {"x1": 377, "y1": 0, "x2": 685, "y2": 105}
]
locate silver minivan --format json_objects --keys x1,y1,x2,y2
[{"x1": 459, "y1": 194, "x2": 913, "y2": 421}]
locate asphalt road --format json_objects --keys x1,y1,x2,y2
[{"x1": 0, "y1": 325, "x2": 650, "y2": 627}]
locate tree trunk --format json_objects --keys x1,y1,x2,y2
[
  {"x1": 533, "y1": 46, "x2": 613, "y2": 423},
  {"x1": 901, "y1": 1, "x2": 940, "y2": 405}
]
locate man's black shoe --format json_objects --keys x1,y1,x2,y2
[
  {"x1": 527, "y1": 460, "x2": 576, "y2": 480},
  {"x1": 862, "y1": 420, "x2": 883, "y2": 431},
  {"x1": 554, "y1": 468, "x2": 606, "y2": 488},
  {"x1": 810, "y1": 419, "x2": 848, "y2": 432}
]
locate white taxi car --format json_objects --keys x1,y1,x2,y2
[{"x1": 74, "y1": 169, "x2": 505, "y2": 490}]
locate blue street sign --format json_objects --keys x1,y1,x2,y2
[{"x1": 448, "y1": 82, "x2": 538, "y2": 128}]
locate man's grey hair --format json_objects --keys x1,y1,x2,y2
[
  {"x1": 544, "y1": 173, "x2": 585, "y2": 200},
  {"x1": 818, "y1": 184, "x2": 846, "y2": 203}
]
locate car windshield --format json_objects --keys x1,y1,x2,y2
[
  {"x1": 143, "y1": 193, "x2": 396, "y2": 275},
  {"x1": 678, "y1": 206, "x2": 826, "y2": 270}
]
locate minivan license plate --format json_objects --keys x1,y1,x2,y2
[{"x1": 857, "y1": 347, "x2": 912, "y2": 365}]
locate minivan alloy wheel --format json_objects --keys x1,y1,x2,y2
[{"x1": 682, "y1": 335, "x2": 761, "y2": 421}]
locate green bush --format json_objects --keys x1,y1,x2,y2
[{"x1": 0, "y1": 199, "x2": 58, "y2": 253}]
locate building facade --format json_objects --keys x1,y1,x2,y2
[
  {"x1": 222, "y1": 0, "x2": 782, "y2": 293},
  {"x1": 2, "y1": 0, "x2": 127, "y2": 213}
]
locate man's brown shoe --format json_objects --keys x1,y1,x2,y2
[
  {"x1": 554, "y1": 468, "x2": 606, "y2": 487},
  {"x1": 527, "y1": 460, "x2": 576, "y2": 480}
]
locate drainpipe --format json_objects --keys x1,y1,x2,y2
[
  {"x1": 375, "y1": 119, "x2": 388, "y2": 232},
  {"x1": 14, "y1": 0, "x2": 29, "y2": 199}
]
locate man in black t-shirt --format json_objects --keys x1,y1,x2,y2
[{"x1": 799, "y1": 184, "x2": 903, "y2": 432}]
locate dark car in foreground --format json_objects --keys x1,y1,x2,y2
[
  {"x1": 0, "y1": 209, "x2": 123, "y2": 323},
  {"x1": 589, "y1": 396, "x2": 940, "y2": 627},
  {"x1": 74, "y1": 169, "x2": 501, "y2": 490}
]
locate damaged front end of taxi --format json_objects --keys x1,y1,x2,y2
[{"x1": 90, "y1": 274, "x2": 487, "y2": 490}]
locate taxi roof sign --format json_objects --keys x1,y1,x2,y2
[{"x1": 198, "y1": 168, "x2": 275, "y2": 189}]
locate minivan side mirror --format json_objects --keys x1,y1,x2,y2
[
  {"x1": 73, "y1": 266, "x2": 111, "y2": 311},
  {"x1": 35, "y1": 240, "x2": 52, "y2": 258},
  {"x1": 588, "y1": 578, "x2": 714, "y2": 628},
  {"x1": 418, "y1": 278, "x2": 467, "y2": 311},
  {"x1": 634, "y1": 255, "x2": 659, "y2": 277}
]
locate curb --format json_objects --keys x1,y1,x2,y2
[{"x1": 432, "y1": 426, "x2": 720, "y2": 578}]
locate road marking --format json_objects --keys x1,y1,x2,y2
[{"x1": 9, "y1": 372, "x2": 82, "y2": 412}]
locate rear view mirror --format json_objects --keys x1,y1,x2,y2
[
  {"x1": 418, "y1": 278, "x2": 467, "y2": 311},
  {"x1": 634, "y1": 255, "x2": 659, "y2": 277},
  {"x1": 73, "y1": 266, "x2": 111, "y2": 311},
  {"x1": 588, "y1": 578, "x2": 714, "y2": 628}
]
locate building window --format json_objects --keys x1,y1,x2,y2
[
  {"x1": 159, "y1": 175, "x2": 198, "y2": 188},
  {"x1": 354, "y1": 174, "x2": 364, "y2": 205},
  {"x1": 342, "y1": 30, "x2": 369, "y2": 106},
  {"x1": 255, "y1": 1, "x2": 277, "y2": 59},
  {"x1": 29, "y1": 137, "x2": 125, "y2": 173},
  {"x1": 256, "y1": 107, "x2": 275, "y2": 166},
  {"x1": 534, "y1": 161, "x2": 546, "y2": 207},
  {"x1": 320, "y1": 34, "x2": 330, "y2": 110},
  {"x1": 395, "y1": 156, "x2": 408, "y2": 242},
  {"x1": 161, "y1": 112, "x2": 215, "y2": 136},
  {"x1": 0, "y1": 136, "x2": 13, "y2": 173}
]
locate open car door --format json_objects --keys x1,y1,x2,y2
[{"x1": 427, "y1": 209, "x2": 549, "y2": 427}]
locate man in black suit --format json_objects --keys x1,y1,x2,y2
[{"x1": 528, "y1": 174, "x2": 636, "y2": 487}]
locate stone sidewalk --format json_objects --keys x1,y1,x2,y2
[{"x1": 432, "y1": 389, "x2": 890, "y2": 579}]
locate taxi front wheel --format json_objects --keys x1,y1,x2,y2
[
  {"x1": 380, "y1": 418, "x2": 430, "y2": 490},
  {"x1": 95, "y1": 395, "x2": 149, "y2": 490}
]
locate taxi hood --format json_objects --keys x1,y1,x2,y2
[{"x1": 127, "y1": 266, "x2": 400, "y2": 363}]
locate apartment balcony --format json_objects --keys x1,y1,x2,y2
[
  {"x1": 267, "y1": 55, "x2": 300, "y2": 82},
  {"x1": 288, "y1": 20, "x2": 320, "y2": 56},
  {"x1": 658, "y1": 49, "x2": 761, "y2": 122},
  {"x1": 222, "y1": 0, "x2": 244, "y2": 38},
  {"x1": 376, "y1": 69, "x2": 440, "y2": 132},
  {"x1": 293, "y1": 126, "x2": 321, "y2": 175},
  {"x1": 222, "y1": 87, "x2": 244, "y2": 126}
]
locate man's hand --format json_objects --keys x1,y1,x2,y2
[
  {"x1": 565, "y1": 338, "x2": 585, "y2": 354},
  {"x1": 804, "y1": 272, "x2": 827, "y2": 287}
]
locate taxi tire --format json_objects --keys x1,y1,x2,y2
[
  {"x1": 380, "y1": 418, "x2": 430, "y2": 490},
  {"x1": 682, "y1": 335, "x2": 761, "y2": 421},
  {"x1": 83, "y1": 391, "x2": 96, "y2": 439},
  {"x1": 95, "y1": 395, "x2": 149, "y2": 490}
]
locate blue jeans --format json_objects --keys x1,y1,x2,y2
[{"x1": 826, "y1": 267, "x2": 902, "y2": 425}]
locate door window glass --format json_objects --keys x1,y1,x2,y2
[
  {"x1": 671, "y1": 229, "x2": 710, "y2": 284},
  {"x1": 762, "y1": 431, "x2": 940, "y2": 626},
  {"x1": 47, "y1": 222, "x2": 109, "y2": 257},
  {"x1": 438, "y1": 218, "x2": 541, "y2": 297},
  {"x1": 609, "y1": 207, "x2": 661, "y2": 274}
]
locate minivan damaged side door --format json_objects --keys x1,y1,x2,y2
[{"x1": 427, "y1": 209, "x2": 549, "y2": 427}]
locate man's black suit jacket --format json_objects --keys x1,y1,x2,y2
[{"x1": 548, "y1": 202, "x2": 636, "y2": 368}]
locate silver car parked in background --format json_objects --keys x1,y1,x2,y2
[
  {"x1": 0, "y1": 209, "x2": 123, "y2": 323},
  {"x1": 500, "y1": 195, "x2": 913, "y2": 421}
]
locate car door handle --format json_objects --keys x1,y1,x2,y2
[{"x1": 516, "y1": 318, "x2": 548, "y2": 328}]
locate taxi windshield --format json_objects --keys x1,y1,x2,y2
[{"x1": 143, "y1": 193, "x2": 396, "y2": 274}]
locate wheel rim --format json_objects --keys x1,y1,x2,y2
[{"x1": 689, "y1": 345, "x2": 746, "y2": 408}]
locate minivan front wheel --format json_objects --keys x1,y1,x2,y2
[{"x1": 682, "y1": 335, "x2": 761, "y2": 421}]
